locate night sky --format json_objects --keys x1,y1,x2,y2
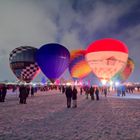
[{"x1": 0, "y1": 0, "x2": 140, "y2": 83}]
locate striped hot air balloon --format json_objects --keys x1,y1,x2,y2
[
  {"x1": 111, "y1": 57, "x2": 134, "y2": 83},
  {"x1": 69, "y1": 50, "x2": 91, "y2": 80}
]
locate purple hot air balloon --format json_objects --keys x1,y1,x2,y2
[{"x1": 35, "y1": 43, "x2": 70, "y2": 82}]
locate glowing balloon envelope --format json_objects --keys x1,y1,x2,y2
[
  {"x1": 35, "y1": 43, "x2": 70, "y2": 81},
  {"x1": 85, "y1": 38, "x2": 128, "y2": 82},
  {"x1": 111, "y1": 57, "x2": 134, "y2": 83},
  {"x1": 9, "y1": 46, "x2": 40, "y2": 83},
  {"x1": 69, "y1": 50, "x2": 91, "y2": 80}
]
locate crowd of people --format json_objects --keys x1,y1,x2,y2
[
  {"x1": 19, "y1": 85, "x2": 37, "y2": 104},
  {"x1": 59, "y1": 85, "x2": 101, "y2": 108},
  {"x1": 0, "y1": 83, "x2": 140, "y2": 108},
  {"x1": 65, "y1": 86, "x2": 78, "y2": 108},
  {"x1": 0, "y1": 83, "x2": 101, "y2": 108},
  {"x1": 0, "y1": 84, "x2": 37, "y2": 104},
  {"x1": 84, "y1": 86, "x2": 100, "y2": 100}
]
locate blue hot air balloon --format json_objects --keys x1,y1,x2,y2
[
  {"x1": 9, "y1": 46, "x2": 40, "y2": 83},
  {"x1": 35, "y1": 43, "x2": 70, "y2": 82}
]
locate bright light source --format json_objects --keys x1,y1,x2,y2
[
  {"x1": 115, "y1": 82, "x2": 119, "y2": 86},
  {"x1": 79, "y1": 82, "x2": 82, "y2": 86},
  {"x1": 74, "y1": 81, "x2": 77, "y2": 86},
  {"x1": 109, "y1": 81, "x2": 113, "y2": 86},
  {"x1": 66, "y1": 82, "x2": 71, "y2": 86},
  {"x1": 40, "y1": 83, "x2": 44, "y2": 85},
  {"x1": 101, "y1": 79, "x2": 107, "y2": 85},
  {"x1": 33, "y1": 83, "x2": 36, "y2": 87}
]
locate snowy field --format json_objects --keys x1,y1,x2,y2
[{"x1": 0, "y1": 90, "x2": 140, "y2": 140}]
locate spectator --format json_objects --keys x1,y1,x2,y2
[
  {"x1": 1, "y1": 84, "x2": 7, "y2": 102},
  {"x1": 72, "y1": 86, "x2": 78, "y2": 108},
  {"x1": 95, "y1": 87, "x2": 99, "y2": 100},
  {"x1": 65, "y1": 86, "x2": 72, "y2": 108},
  {"x1": 19, "y1": 85, "x2": 28, "y2": 104},
  {"x1": 89, "y1": 86, "x2": 94, "y2": 100}
]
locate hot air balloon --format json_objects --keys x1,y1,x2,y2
[
  {"x1": 69, "y1": 50, "x2": 91, "y2": 80},
  {"x1": 35, "y1": 43, "x2": 70, "y2": 82},
  {"x1": 111, "y1": 57, "x2": 134, "y2": 83},
  {"x1": 85, "y1": 38, "x2": 128, "y2": 83},
  {"x1": 9, "y1": 46, "x2": 40, "y2": 83}
]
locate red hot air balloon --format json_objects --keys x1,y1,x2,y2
[{"x1": 85, "y1": 38, "x2": 128, "y2": 83}]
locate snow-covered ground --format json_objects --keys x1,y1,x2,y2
[{"x1": 0, "y1": 90, "x2": 140, "y2": 140}]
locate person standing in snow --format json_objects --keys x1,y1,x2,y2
[
  {"x1": 95, "y1": 86, "x2": 99, "y2": 100},
  {"x1": 72, "y1": 86, "x2": 78, "y2": 108},
  {"x1": 65, "y1": 86, "x2": 72, "y2": 108}
]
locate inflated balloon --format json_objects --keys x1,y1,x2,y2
[
  {"x1": 69, "y1": 50, "x2": 91, "y2": 80},
  {"x1": 111, "y1": 57, "x2": 134, "y2": 83},
  {"x1": 85, "y1": 38, "x2": 128, "y2": 82},
  {"x1": 9, "y1": 46, "x2": 40, "y2": 83},
  {"x1": 35, "y1": 43, "x2": 70, "y2": 81}
]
